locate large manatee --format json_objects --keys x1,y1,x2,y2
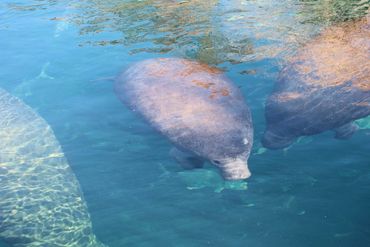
[
  {"x1": 115, "y1": 58, "x2": 253, "y2": 180},
  {"x1": 0, "y1": 88, "x2": 106, "y2": 247},
  {"x1": 262, "y1": 14, "x2": 370, "y2": 149}
]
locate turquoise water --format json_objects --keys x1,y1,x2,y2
[{"x1": 1, "y1": 0, "x2": 369, "y2": 246}]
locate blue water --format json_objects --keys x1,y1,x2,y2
[{"x1": 1, "y1": 0, "x2": 369, "y2": 246}]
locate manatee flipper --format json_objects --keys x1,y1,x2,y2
[
  {"x1": 0, "y1": 88, "x2": 106, "y2": 247},
  {"x1": 262, "y1": 129, "x2": 297, "y2": 149},
  {"x1": 334, "y1": 122, "x2": 359, "y2": 139},
  {"x1": 170, "y1": 147, "x2": 205, "y2": 169}
]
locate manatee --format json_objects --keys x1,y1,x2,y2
[
  {"x1": 0, "y1": 88, "x2": 106, "y2": 247},
  {"x1": 262, "y1": 14, "x2": 370, "y2": 149},
  {"x1": 115, "y1": 58, "x2": 253, "y2": 180}
]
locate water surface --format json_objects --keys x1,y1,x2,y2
[{"x1": 1, "y1": 0, "x2": 369, "y2": 246}]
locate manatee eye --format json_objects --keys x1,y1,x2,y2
[
  {"x1": 213, "y1": 160, "x2": 221, "y2": 165},
  {"x1": 243, "y1": 138, "x2": 249, "y2": 145}
]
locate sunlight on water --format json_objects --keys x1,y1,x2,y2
[
  {"x1": 7, "y1": 0, "x2": 368, "y2": 65},
  {"x1": 0, "y1": 0, "x2": 369, "y2": 246}
]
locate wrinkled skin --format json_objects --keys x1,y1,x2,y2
[
  {"x1": 0, "y1": 88, "x2": 106, "y2": 247},
  {"x1": 263, "y1": 15, "x2": 370, "y2": 149},
  {"x1": 115, "y1": 58, "x2": 253, "y2": 180}
]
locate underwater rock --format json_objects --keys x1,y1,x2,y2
[
  {"x1": 263, "y1": 14, "x2": 370, "y2": 149},
  {"x1": 115, "y1": 58, "x2": 253, "y2": 180},
  {"x1": 0, "y1": 88, "x2": 106, "y2": 247},
  {"x1": 177, "y1": 169, "x2": 248, "y2": 193}
]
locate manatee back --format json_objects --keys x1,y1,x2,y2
[
  {"x1": 266, "y1": 16, "x2": 370, "y2": 137},
  {"x1": 115, "y1": 58, "x2": 253, "y2": 160},
  {"x1": 0, "y1": 88, "x2": 104, "y2": 247}
]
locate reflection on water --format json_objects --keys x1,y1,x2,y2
[
  {"x1": 8, "y1": 0, "x2": 369, "y2": 66},
  {"x1": 71, "y1": 0, "x2": 322, "y2": 64},
  {"x1": 298, "y1": 0, "x2": 370, "y2": 24}
]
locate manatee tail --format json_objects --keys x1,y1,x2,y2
[{"x1": 37, "y1": 62, "x2": 54, "y2": 80}]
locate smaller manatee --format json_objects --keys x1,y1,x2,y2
[
  {"x1": 263, "y1": 14, "x2": 370, "y2": 149},
  {"x1": 115, "y1": 58, "x2": 254, "y2": 180}
]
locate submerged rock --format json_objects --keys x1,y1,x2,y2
[
  {"x1": 177, "y1": 169, "x2": 248, "y2": 193},
  {"x1": 0, "y1": 88, "x2": 106, "y2": 247}
]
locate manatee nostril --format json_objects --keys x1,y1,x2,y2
[{"x1": 213, "y1": 160, "x2": 221, "y2": 165}]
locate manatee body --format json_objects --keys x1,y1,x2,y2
[
  {"x1": 115, "y1": 58, "x2": 253, "y2": 180},
  {"x1": 263, "y1": 15, "x2": 370, "y2": 149},
  {"x1": 0, "y1": 88, "x2": 105, "y2": 247}
]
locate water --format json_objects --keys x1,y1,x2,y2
[{"x1": 0, "y1": 0, "x2": 369, "y2": 246}]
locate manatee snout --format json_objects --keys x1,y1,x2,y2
[{"x1": 212, "y1": 158, "x2": 251, "y2": 180}]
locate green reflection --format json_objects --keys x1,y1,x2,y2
[
  {"x1": 298, "y1": 0, "x2": 369, "y2": 24},
  {"x1": 7, "y1": 0, "x2": 369, "y2": 66}
]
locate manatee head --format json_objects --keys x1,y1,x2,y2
[
  {"x1": 171, "y1": 119, "x2": 253, "y2": 180},
  {"x1": 200, "y1": 126, "x2": 253, "y2": 180}
]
